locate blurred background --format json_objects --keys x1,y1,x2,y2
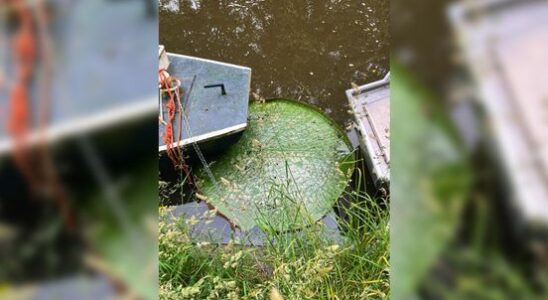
[
  {"x1": 3, "y1": 0, "x2": 548, "y2": 299},
  {"x1": 0, "y1": 0, "x2": 157, "y2": 299},
  {"x1": 391, "y1": 0, "x2": 548, "y2": 298}
]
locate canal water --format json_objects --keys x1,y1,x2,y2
[{"x1": 159, "y1": 0, "x2": 389, "y2": 126}]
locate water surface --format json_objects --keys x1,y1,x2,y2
[{"x1": 159, "y1": 0, "x2": 389, "y2": 125}]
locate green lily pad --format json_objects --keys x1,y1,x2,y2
[
  {"x1": 195, "y1": 99, "x2": 354, "y2": 231},
  {"x1": 391, "y1": 65, "x2": 471, "y2": 299}
]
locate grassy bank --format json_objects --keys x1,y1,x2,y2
[{"x1": 159, "y1": 169, "x2": 389, "y2": 299}]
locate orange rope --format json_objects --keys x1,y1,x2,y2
[
  {"x1": 159, "y1": 69, "x2": 180, "y2": 167},
  {"x1": 8, "y1": 0, "x2": 38, "y2": 189},
  {"x1": 158, "y1": 69, "x2": 194, "y2": 184},
  {"x1": 7, "y1": 0, "x2": 75, "y2": 229}
]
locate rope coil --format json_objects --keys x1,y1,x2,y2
[{"x1": 159, "y1": 68, "x2": 183, "y2": 168}]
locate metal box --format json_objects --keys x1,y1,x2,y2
[
  {"x1": 449, "y1": 0, "x2": 548, "y2": 227},
  {"x1": 158, "y1": 53, "x2": 251, "y2": 152},
  {"x1": 346, "y1": 73, "x2": 390, "y2": 186},
  {"x1": 0, "y1": 1, "x2": 157, "y2": 158}
]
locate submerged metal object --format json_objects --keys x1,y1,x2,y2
[
  {"x1": 164, "y1": 202, "x2": 343, "y2": 246},
  {"x1": 449, "y1": 0, "x2": 548, "y2": 227},
  {"x1": 0, "y1": 276, "x2": 115, "y2": 299},
  {"x1": 347, "y1": 73, "x2": 390, "y2": 186},
  {"x1": 158, "y1": 53, "x2": 251, "y2": 152}
]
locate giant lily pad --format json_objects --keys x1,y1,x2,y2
[
  {"x1": 391, "y1": 65, "x2": 470, "y2": 299},
  {"x1": 195, "y1": 99, "x2": 354, "y2": 231}
]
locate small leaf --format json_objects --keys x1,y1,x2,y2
[{"x1": 270, "y1": 287, "x2": 284, "y2": 300}]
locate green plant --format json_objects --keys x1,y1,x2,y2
[{"x1": 159, "y1": 165, "x2": 389, "y2": 299}]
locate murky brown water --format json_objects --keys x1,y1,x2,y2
[
  {"x1": 159, "y1": 0, "x2": 389, "y2": 126},
  {"x1": 391, "y1": 0, "x2": 455, "y2": 97}
]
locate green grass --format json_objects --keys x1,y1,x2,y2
[{"x1": 159, "y1": 167, "x2": 389, "y2": 300}]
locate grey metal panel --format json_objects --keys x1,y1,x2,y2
[
  {"x1": 0, "y1": 276, "x2": 115, "y2": 300},
  {"x1": 449, "y1": 0, "x2": 548, "y2": 226},
  {"x1": 0, "y1": 0, "x2": 157, "y2": 157},
  {"x1": 346, "y1": 73, "x2": 390, "y2": 186},
  {"x1": 165, "y1": 202, "x2": 343, "y2": 246},
  {"x1": 158, "y1": 54, "x2": 251, "y2": 150}
]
